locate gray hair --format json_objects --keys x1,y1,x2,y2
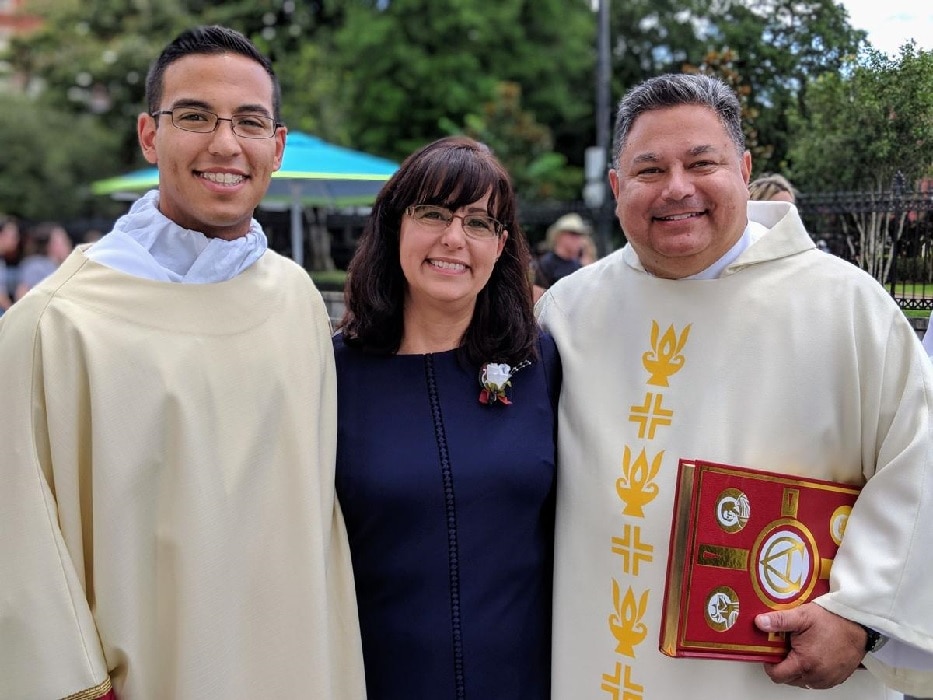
[{"x1": 611, "y1": 73, "x2": 745, "y2": 168}]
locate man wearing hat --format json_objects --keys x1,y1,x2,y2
[{"x1": 532, "y1": 212, "x2": 594, "y2": 301}]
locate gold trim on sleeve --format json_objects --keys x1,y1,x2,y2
[{"x1": 61, "y1": 677, "x2": 113, "y2": 700}]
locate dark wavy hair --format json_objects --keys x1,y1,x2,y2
[
  {"x1": 146, "y1": 25, "x2": 282, "y2": 122},
  {"x1": 339, "y1": 136, "x2": 538, "y2": 367}
]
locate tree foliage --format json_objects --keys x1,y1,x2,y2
[
  {"x1": 789, "y1": 44, "x2": 933, "y2": 282},
  {"x1": 443, "y1": 81, "x2": 582, "y2": 201},
  {"x1": 332, "y1": 0, "x2": 595, "y2": 164},
  {"x1": 0, "y1": 94, "x2": 122, "y2": 220},
  {"x1": 2, "y1": 0, "x2": 930, "y2": 234},
  {"x1": 790, "y1": 44, "x2": 933, "y2": 192},
  {"x1": 609, "y1": 0, "x2": 710, "y2": 90},
  {"x1": 711, "y1": 0, "x2": 865, "y2": 175},
  {"x1": 8, "y1": 0, "x2": 195, "y2": 166}
]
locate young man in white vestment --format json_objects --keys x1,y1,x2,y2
[
  {"x1": 537, "y1": 73, "x2": 933, "y2": 699},
  {"x1": 0, "y1": 25, "x2": 365, "y2": 700}
]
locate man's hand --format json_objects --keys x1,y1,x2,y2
[{"x1": 755, "y1": 603, "x2": 866, "y2": 689}]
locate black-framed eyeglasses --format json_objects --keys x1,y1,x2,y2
[
  {"x1": 151, "y1": 107, "x2": 282, "y2": 139},
  {"x1": 406, "y1": 204, "x2": 504, "y2": 240}
]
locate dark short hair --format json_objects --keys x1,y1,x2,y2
[
  {"x1": 146, "y1": 25, "x2": 282, "y2": 121},
  {"x1": 612, "y1": 73, "x2": 745, "y2": 168},
  {"x1": 339, "y1": 135, "x2": 538, "y2": 367}
]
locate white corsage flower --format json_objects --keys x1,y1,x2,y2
[{"x1": 478, "y1": 360, "x2": 531, "y2": 405}]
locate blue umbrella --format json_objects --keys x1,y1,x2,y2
[{"x1": 91, "y1": 131, "x2": 398, "y2": 266}]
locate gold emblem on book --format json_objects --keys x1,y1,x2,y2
[
  {"x1": 751, "y1": 519, "x2": 820, "y2": 608},
  {"x1": 781, "y1": 488, "x2": 800, "y2": 517},
  {"x1": 696, "y1": 544, "x2": 749, "y2": 570},
  {"x1": 642, "y1": 321, "x2": 691, "y2": 387},
  {"x1": 616, "y1": 446, "x2": 662, "y2": 517},
  {"x1": 830, "y1": 505, "x2": 851, "y2": 545},
  {"x1": 760, "y1": 533, "x2": 807, "y2": 596},
  {"x1": 715, "y1": 488, "x2": 751, "y2": 533},
  {"x1": 705, "y1": 585, "x2": 740, "y2": 632},
  {"x1": 609, "y1": 580, "x2": 650, "y2": 657}
]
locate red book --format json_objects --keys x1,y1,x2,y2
[{"x1": 659, "y1": 459, "x2": 861, "y2": 662}]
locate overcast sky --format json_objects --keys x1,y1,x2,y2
[{"x1": 840, "y1": 0, "x2": 933, "y2": 55}]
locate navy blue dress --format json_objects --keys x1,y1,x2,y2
[{"x1": 334, "y1": 332, "x2": 560, "y2": 700}]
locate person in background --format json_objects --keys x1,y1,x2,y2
[
  {"x1": 335, "y1": 135, "x2": 560, "y2": 699},
  {"x1": 750, "y1": 172, "x2": 834, "y2": 251},
  {"x1": 531, "y1": 212, "x2": 594, "y2": 301},
  {"x1": 749, "y1": 172, "x2": 797, "y2": 203},
  {"x1": 580, "y1": 230, "x2": 599, "y2": 266},
  {"x1": 537, "y1": 72, "x2": 933, "y2": 699},
  {"x1": 13, "y1": 221, "x2": 73, "y2": 301},
  {"x1": 0, "y1": 25, "x2": 364, "y2": 700},
  {"x1": 0, "y1": 215, "x2": 18, "y2": 313}
]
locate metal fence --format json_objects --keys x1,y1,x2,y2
[{"x1": 797, "y1": 183, "x2": 933, "y2": 311}]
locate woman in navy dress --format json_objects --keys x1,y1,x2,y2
[{"x1": 335, "y1": 136, "x2": 560, "y2": 699}]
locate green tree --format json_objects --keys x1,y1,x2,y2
[
  {"x1": 333, "y1": 0, "x2": 595, "y2": 163},
  {"x1": 609, "y1": 0, "x2": 710, "y2": 91},
  {"x1": 0, "y1": 94, "x2": 122, "y2": 220},
  {"x1": 274, "y1": 39, "x2": 352, "y2": 143},
  {"x1": 791, "y1": 45, "x2": 933, "y2": 191},
  {"x1": 8, "y1": 0, "x2": 196, "y2": 167},
  {"x1": 711, "y1": 0, "x2": 865, "y2": 175},
  {"x1": 2, "y1": 0, "x2": 883, "y2": 227},
  {"x1": 789, "y1": 44, "x2": 933, "y2": 281},
  {"x1": 443, "y1": 81, "x2": 582, "y2": 201}
]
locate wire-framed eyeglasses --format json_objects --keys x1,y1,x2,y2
[
  {"x1": 151, "y1": 107, "x2": 281, "y2": 139},
  {"x1": 406, "y1": 204, "x2": 504, "y2": 240}
]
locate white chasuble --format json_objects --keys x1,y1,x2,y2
[{"x1": 538, "y1": 203, "x2": 933, "y2": 699}]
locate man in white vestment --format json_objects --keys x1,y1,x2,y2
[
  {"x1": 537, "y1": 73, "x2": 933, "y2": 699},
  {"x1": 0, "y1": 26, "x2": 365, "y2": 700}
]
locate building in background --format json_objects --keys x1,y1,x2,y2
[{"x1": 0, "y1": 0, "x2": 41, "y2": 93}]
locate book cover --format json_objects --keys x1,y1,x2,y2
[{"x1": 659, "y1": 459, "x2": 861, "y2": 662}]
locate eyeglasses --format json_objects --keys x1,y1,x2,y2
[
  {"x1": 151, "y1": 107, "x2": 281, "y2": 139},
  {"x1": 406, "y1": 204, "x2": 503, "y2": 240}
]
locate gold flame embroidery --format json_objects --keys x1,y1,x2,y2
[
  {"x1": 642, "y1": 321, "x2": 691, "y2": 387},
  {"x1": 615, "y1": 446, "x2": 663, "y2": 517},
  {"x1": 608, "y1": 580, "x2": 650, "y2": 657}
]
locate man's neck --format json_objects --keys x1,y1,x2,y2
[{"x1": 639, "y1": 223, "x2": 756, "y2": 280}]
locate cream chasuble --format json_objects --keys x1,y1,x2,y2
[{"x1": 0, "y1": 249, "x2": 365, "y2": 699}]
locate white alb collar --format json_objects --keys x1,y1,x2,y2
[{"x1": 85, "y1": 189, "x2": 268, "y2": 283}]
